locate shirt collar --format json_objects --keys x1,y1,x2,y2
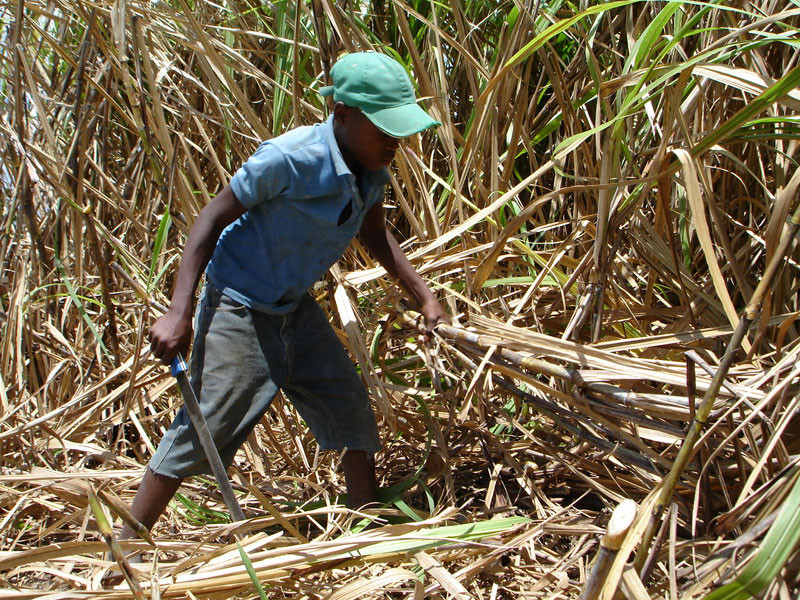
[{"x1": 321, "y1": 114, "x2": 391, "y2": 188}]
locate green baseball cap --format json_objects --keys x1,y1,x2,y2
[{"x1": 319, "y1": 52, "x2": 440, "y2": 138}]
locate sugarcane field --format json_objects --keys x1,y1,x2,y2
[{"x1": 2, "y1": 0, "x2": 800, "y2": 598}]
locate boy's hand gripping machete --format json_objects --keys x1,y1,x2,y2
[{"x1": 170, "y1": 355, "x2": 246, "y2": 523}]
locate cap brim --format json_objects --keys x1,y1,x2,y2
[{"x1": 362, "y1": 103, "x2": 440, "y2": 137}]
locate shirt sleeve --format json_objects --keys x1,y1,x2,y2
[{"x1": 229, "y1": 141, "x2": 289, "y2": 209}]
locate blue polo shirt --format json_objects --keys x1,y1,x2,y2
[{"x1": 206, "y1": 115, "x2": 390, "y2": 314}]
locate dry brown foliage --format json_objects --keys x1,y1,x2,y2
[{"x1": 1, "y1": 1, "x2": 800, "y2": 598}]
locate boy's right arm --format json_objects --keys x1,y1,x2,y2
[{"x1": 148, "y1": 184, "x2": 247, "y2": 365}]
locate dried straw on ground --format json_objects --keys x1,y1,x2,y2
[{"x1": 1, "y1": 1, "x2": 800, "y2": 598}]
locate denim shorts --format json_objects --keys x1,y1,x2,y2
[{"x1": 149, "y1": 283, "x2": 381, "y2": 479}]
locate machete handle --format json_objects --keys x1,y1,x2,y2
[{"x1": 171, "y1": 354, "x2": 188, "y2": 377}]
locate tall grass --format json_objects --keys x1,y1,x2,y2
[{"x1": 1, "y1": 0, "x2": 799, "y2": 597}]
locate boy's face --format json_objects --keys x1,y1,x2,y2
[{"x1": 334, "y1": 104, "x2": 402, "y2": 172}]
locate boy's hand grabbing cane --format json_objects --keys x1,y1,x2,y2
[{"x1": 420, "y1": 297, "x2": 451, "y2": 342}]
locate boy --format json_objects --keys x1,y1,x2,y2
[{"x1": 123, "y1": 52, "x2": 449, "y2": 540}]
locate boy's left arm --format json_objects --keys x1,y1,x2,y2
[{"x1": 359, "y1": 203, "x2": 450, "y2": 334}]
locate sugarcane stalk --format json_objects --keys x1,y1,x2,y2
[
  {"x1": 634, "y1": 201, "x2": 800, "y2": 573},
  {"x1": 579, "y1": 499, "x2": 638, "y2": 600},
  {"x1": 633, "y1": 314, "x2": 751, "y2": 573},
  {"x1": 88, "y1": 487, "x2": 146, "y2": 598},
  {"x1": 96, "y1": 487, "x2": 156, "y2": 548},
  {"x1": 12, "y1": 2, "x2": 54, "y2": 277},
  {"x1": 109, "y1": 262, "x2": 168, "y2": 313}
]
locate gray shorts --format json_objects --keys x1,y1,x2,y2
[{"x1": 149, "y1": 283, "x2": 381, "y2": 479}]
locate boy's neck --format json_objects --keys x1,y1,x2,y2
[{"x1": 333, "y1": 120, "x2": 365, "y2": 181}]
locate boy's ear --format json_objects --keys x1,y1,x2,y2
[{"x1": 333, "y1": 102, "x2": 348, "y2": 123}]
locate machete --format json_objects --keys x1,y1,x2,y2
[{"x1": 171, "y1": 354, "x2": 245, "y2": 523}]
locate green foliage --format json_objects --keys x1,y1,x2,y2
[
  {"x1": 238, "y1": 542, "x2": 270, "y2": 599},
  {"x1": 148, "y1": 211, "x2": 173, "y2": 293},
  {"x1": 703, "y1": 470, "x2": 800, "y2": 600},
  {"x1": 173, "y1": 491, "x2": 231, "y2": 525}
]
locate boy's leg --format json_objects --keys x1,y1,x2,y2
[
  {"x1": 103, "y1": 469, "x2": 182, "y2": 586},
  {"x1": 119, "y1": 467, "x2": 183, "y2": 539},
  {"x1": 140, "y1": 283, "x2": 285, "y2": 527},
  {"x1": 342, "y1": 450, "x2": 377, "y2": 508},
  {"x1": 281, "y1": 296, "x2": 383, "y2": 507}
]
